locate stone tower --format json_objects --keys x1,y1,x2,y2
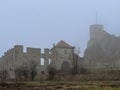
[
  {"x1": 88, "y1": 24, "x2": 108, "y2": 47},
  {"x1": 90, "y1": 24, "x2": 104, "y2": 40}
]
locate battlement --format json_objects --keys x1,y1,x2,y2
[
  {"x1": 27, "y1": 47, "x2": 41, "y2": 55},
  {"x1": 90, "y1": 24, "x2": 104, "y2": 31},
  {"x1": 14, "y1": 45, "x2": 23, "y2": 54}
]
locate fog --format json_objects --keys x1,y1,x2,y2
[{"x1": 0, "y1": 0, "x2": 120, "y2": 56}]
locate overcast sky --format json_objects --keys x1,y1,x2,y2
[{"x1": 0, "y1": 0, "x2": 120, "y2": 56}]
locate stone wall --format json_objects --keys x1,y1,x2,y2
[
  {"x1": 0, "y1": 43, "x2": 74, "y2": 78},
  {"x1": 0, "y1": 45, "x2": 53, "y2": 78},
  {"x1": 51, "y1": 47, "x2": 74, "y2": 71}
]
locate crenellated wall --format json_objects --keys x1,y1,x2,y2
[
  {"x1": 0, "y1": 40, "x2": 75, "y2": 79},
  {"x1": 0, "y1": 45, "x2": 51, "y2": 78}
]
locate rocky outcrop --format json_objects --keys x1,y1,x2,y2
[{"x1": 84, "y1": 24, "x2": 120, "y2": 70}]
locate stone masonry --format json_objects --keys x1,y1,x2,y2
[{"x1": 0, "y1": 40, "x2": 74, "y2": 78}]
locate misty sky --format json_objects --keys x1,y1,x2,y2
[{"x1": 0, "y1": 0, "x2": 120, "y2": 56}]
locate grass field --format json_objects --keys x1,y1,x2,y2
[
  {"x1": 21, "y1": 81, "x2": 120, "y2": 90},
  {"x1": 1, "y1": 70, "x2": 120, "y2": 90},
  {"x1": 0, "y1": 81, "x2": 120, "y2": 90}
]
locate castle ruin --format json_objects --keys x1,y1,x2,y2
[
  {"x1": 1, "y1": 24, "x2": 120, "y2": 79},
  {"x1": 0, "y1": 40, "x2": 75, "y2": 78},
  {"x1": 84, "y1": 24, "x2": 120, "y2": 71}
]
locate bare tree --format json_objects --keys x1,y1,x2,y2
[
  {"x1": 14, "y1": 64, "x2": 29, "y2": 81},
  {"x1": 71, "y1": 47, "x2": 80, "y2": 75},
  {"x1": 15, "y1": 60, "x2": 38, "y2": 81},
  {"x1": 23, "y1": 63, "x2": 30, "y2": 79},
  {"x1": 29, "y1": 60, "x2": 38, "y2": 81},
  {"x1": 47, "y1": 65, "x2": 56, "y2": 80},
  {"x1": 14, "y1": 68, "x2": 22, "y2": 81},
  {"x1": 0, "y1": 70, "x2": 9, "y2": 85}
]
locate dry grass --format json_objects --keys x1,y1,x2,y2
[
  {"x1": 0, "y1": 81, "x2": 120, "y2": 90},
  {"x1": 1, "y1": 70, "x2": 120, "y2": 90}
]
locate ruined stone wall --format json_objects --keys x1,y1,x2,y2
[
  {"x1": 0, "y1": 42, "x2": 75, "y2": 79},
  {"x1": 0, "y1": 45, "x2": 53, "y2": 78},
  {"x1": 0, "y1": 48, "x2": 15, "y2": 71}
]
